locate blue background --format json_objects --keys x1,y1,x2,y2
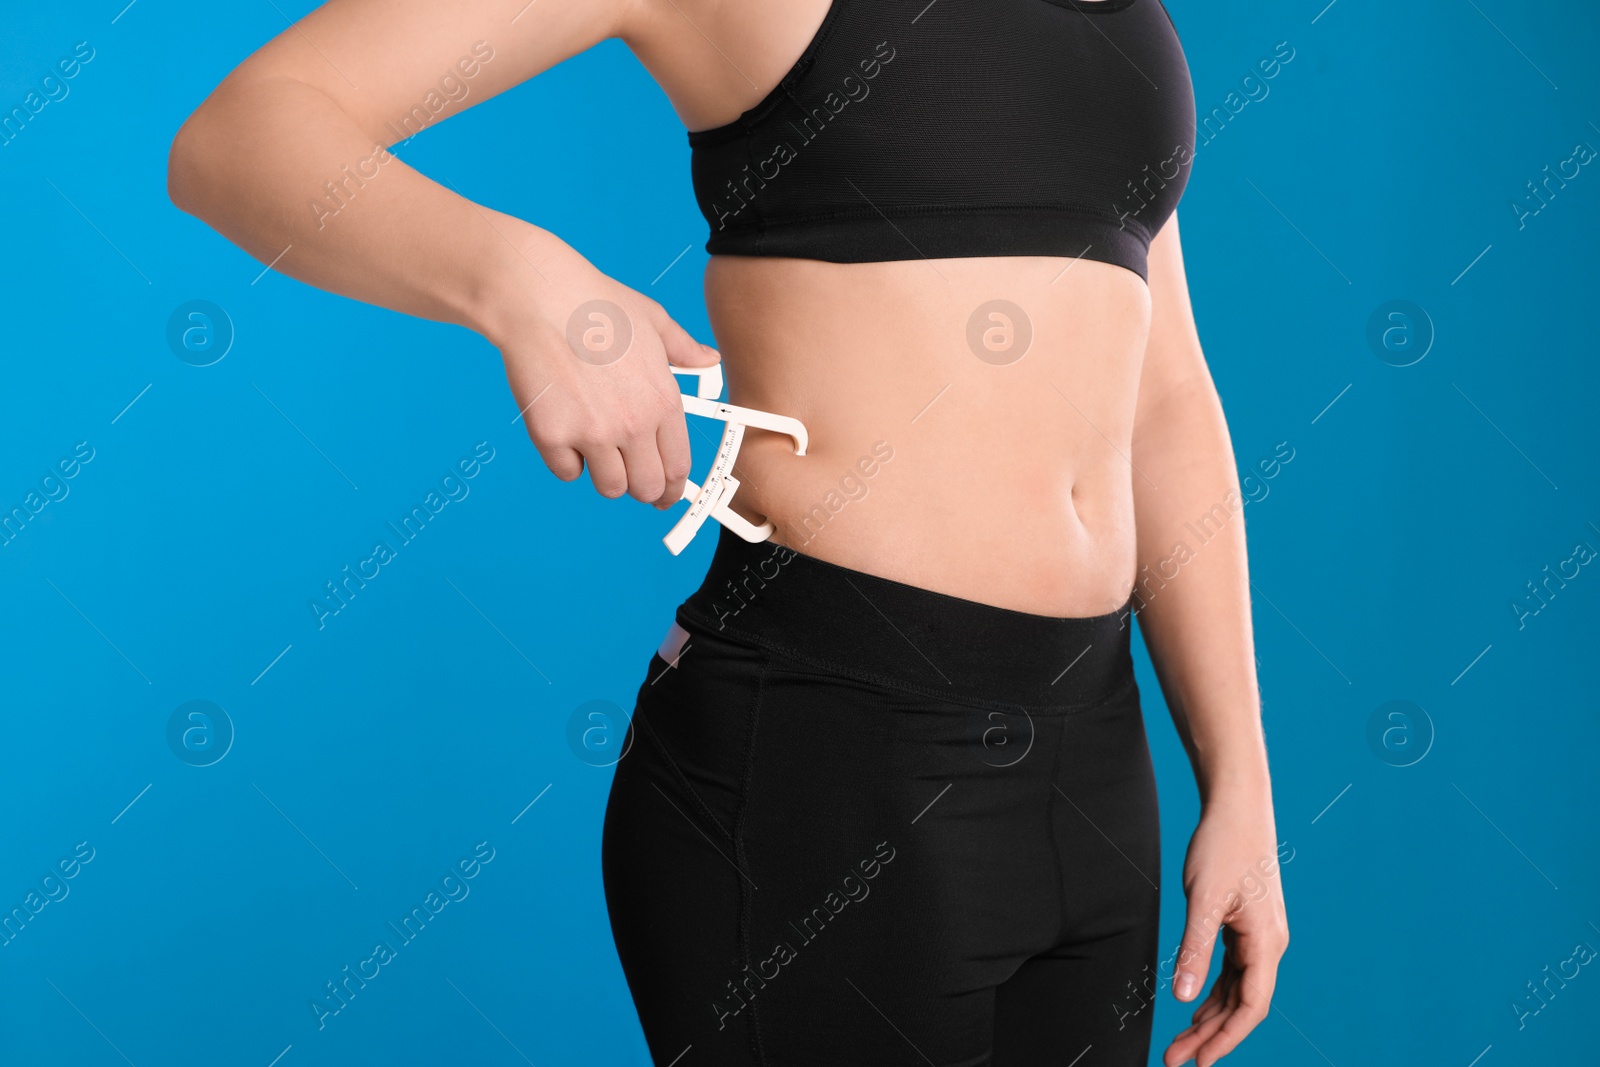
[{"x1": 2, "y1": 1, "x2": 1597, "y2": 1065}]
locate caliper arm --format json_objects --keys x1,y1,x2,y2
[{"x1": 662, "y1": 364, "x2": 808, "y2": 556}]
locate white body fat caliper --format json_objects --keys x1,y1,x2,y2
[{"x1": 663, "y1": 363, "x2": 808, "y2": 556}]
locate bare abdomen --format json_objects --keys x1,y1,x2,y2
[{"x1": 702, "y1": 254, "x2": 1152, "y2": 618}]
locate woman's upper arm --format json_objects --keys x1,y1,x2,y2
[
  {"x1": 192, "y1": 0, "x2": 645, "y2": 143},
  {"x1": 1135, "y1": 210, "x2": 1215, "y2": 424}
]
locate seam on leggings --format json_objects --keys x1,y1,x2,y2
[
  {"x1": 731, "y1": 647, "x2": 771, "y2": 1067},
  {"x1": 680, "y1": 605, "x2": 1136, "y2": 716},
  {"x1": 634, "y1": 704, "x2": 737, "y2": 847},
  {"x1": 1044, "y1": 717, "x2": 1069, "y2": 955}
]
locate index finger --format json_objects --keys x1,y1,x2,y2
[
  {"x1": 655, "y1": 414, "x2": 692, "y2": 509},
  {"x1": 1194, "y1": 931, "x2": 1281, "y2": 1066}
]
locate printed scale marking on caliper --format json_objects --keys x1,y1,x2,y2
[{"x1": 663, "y1": 363, "x2": 808, "y2": 555}]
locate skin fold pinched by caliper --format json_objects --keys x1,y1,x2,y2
[{"x1": 663, "y1": 364, "x2": 808, "y2": 555}]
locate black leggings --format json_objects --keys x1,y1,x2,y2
[{"x1": 602, "y1": 529, "x2": 1161, "y2": 1066}]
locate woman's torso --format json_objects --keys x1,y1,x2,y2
[{"x1": 625, "y1": 0, "x2": 1191, "y2": 617}]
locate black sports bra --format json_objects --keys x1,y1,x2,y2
[{"x1": 687, "y1": 0, "x2": 1196, "y2": 282}]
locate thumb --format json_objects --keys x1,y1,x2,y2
[
  {"x1": 652, "y1": 308, "x2": 721, "y2": 369},
  {"x1": 1175, "y1": 892, "x2": 1229, "y2": 1002}
]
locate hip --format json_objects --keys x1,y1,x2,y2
[{"x1": 614, "y1": 528, "x2": 1158, "y2": 950}]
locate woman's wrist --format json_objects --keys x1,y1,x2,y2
[
  {"x1": 462, "y1": 214, "x2": 586, "y2": 352},
  {"x1": 1192, "y1": 750, "x2": 1274, "y2": 812}
]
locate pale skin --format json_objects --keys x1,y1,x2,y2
[{"x1": 167, "y1": 0, "x2": 1288, "y2": 1062}]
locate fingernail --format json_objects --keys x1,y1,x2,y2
[{"x1": 1176, "y1": 972, "x2": 1197, "y2": 1000}]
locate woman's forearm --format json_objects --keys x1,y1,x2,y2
[
  {"x1": 167, "y1": 72, "x2": 567, "y2": 348},
  {"x1": 169, "y1": 52, "x2": 722, "y2": 510},
  {"x1": 1129, "y1": 377, "x2": 1270, "y2": 806}
]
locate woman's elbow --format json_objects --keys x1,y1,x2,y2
[
  {"x1": 166, "y1": 106, "x2": 213, "y2": 217},
  {"x1": 167, "y1": 77, "x2": 248, "y2": 219}
]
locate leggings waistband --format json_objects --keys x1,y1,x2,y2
[{"x1": 677, "y1": 527, "x2": 1137, "y2": 712}]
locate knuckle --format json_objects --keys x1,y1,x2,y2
[
  {"x1": 616, "y1": 408, "x2": 650, "y2": 440},
  {"x1": 529, "y1": 427, "x2": 566, "y2": 454},
  {"x1": 654, "y1": 390, "x2": 684, "y2": 419},
  {"x1": 523, "y1": 415, "x2": 553, "y2": 444},
  {"x1": 572, "y1": 427, "x2": 611, "y2": 453},
  {"x1": 528, "y1": 415, "x2": 575, "y2": 449}
]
